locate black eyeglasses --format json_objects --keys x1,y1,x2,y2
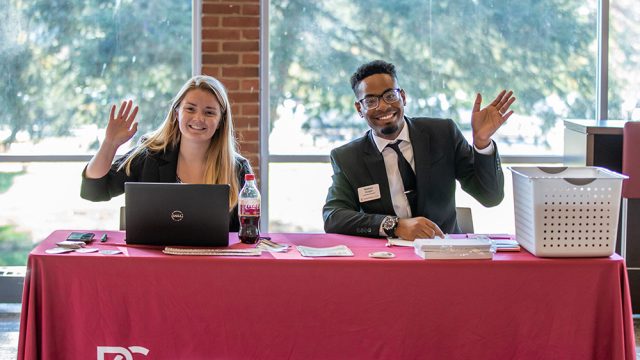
[{"x1": 358, "y1": 88, "x2": 402, "y2": 110}]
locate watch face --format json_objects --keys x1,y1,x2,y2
[{"x1": 383, "y1": 217, "x2": 396, "y2": 230}]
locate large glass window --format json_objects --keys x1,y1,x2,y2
[
  {"x1": 268, "y1": 0, "x2": 599, "y2": 232},
  {"x1": 609, "y1": 0, "x2": 640, "y2": 120},
  {"x1": 0, "y1": 0, "x2": 192, "y2": 265},
  {"x1": 269, "y1": 0, "x2": 597, "y2": 157}
]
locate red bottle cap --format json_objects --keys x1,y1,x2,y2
[{"x1": 245, "y1": 174, "x2": 255, "y2": 181}]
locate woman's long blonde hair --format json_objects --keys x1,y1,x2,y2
[{"x1": 119, "y1": 75, "x2": 242, "y2": 208}]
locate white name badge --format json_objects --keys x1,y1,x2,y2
[{"x1": 358, "y1": 184, "x2": 381, "y2": 203}]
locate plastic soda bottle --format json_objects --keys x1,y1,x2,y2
[{"x1": 238, "y1": 174, "x2": 261, "y2": 244}]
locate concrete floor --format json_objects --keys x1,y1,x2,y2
[{"x1": 0, "y1": 304, "x2": 20, "y2": 359}]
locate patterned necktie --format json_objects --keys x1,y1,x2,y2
[{"x1": 386, "y1": 141, "x2": 417, "y2": 215}]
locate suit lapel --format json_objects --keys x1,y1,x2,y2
[
  {"x1": 407, "y1": 118, "x2": 431, "y2": 214},
  {"x1": 363, "y1": 132, "x2": 395, "y2": 215}
]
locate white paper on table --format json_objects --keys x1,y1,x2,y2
[{"x1": 296, "y1": 245, "x2": 354, "y2": 257}]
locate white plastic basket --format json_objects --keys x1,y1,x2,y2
[{"x1": 509, "y1": 166, "x2": 627, "y2": 257}]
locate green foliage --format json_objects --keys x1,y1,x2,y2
[
  {"x1": 0, "y1": 225, "x2": 32, "y2": 266},
  {"x1": 0, "y1": 0, "x2": 191, "y2": 147},
  {"x1": 0, "y1": 169, "x2": 26, "y2": 194},
  {"x1": 270, "y1": 0, "x2": 629, "y2": 148},
  {"x1": 1, "y1": 0, "x2": 636, "y2": 151}
]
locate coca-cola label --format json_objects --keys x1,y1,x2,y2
[{"x1": 239, "y1": 202, "x2": 260, "y2": 216}]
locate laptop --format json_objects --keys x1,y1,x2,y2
[{"x1": 125, "y1": 182, "x2": 230, "y2": 247}]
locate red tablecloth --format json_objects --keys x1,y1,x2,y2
[{"x1": 18, "y1": 230, "x2": 636, "y2": 359}]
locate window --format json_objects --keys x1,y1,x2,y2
[
  {"x1": 609, "y1": 0, "x2": 640, "y2": 120},
  {"x1": 269, "y1": 1, "x2": 597, "y2": 157},
  {"x1": 0, "y1": 0, "x2": 193, "y2": 265},
  {"x1": 267, "y1": 1, "x2": 628, "y2": 233}
]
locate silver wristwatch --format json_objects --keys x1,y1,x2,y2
[{"x1": 382, "y1": 216, "x2": 399, "y2": 238}]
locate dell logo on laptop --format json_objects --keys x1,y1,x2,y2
[{"x1": 171, "y1": 210, "x2": 184, "y2": 222}]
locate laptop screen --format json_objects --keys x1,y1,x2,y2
[{"x1": 125, "y1": 182, "x2": 230, "y2": 247}]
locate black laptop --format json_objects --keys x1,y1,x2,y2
[{"x1": 125, "y1": 182, "x2": 230, "y2": 247}]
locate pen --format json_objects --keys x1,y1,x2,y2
[{"x1": 101, "y1": 234, "x2": 108, "y2": 242}]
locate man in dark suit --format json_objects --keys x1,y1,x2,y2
[{"x1": 323, "y1": 60, "x2": 515, "y2": 240}]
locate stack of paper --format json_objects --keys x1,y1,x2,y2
[
  {"x1": 490, "y1": 239, "x2": 520, "y2": 252},
  {"x1": 414, "y1": 237, "x2": 494, "y2": 260},
  {"x1": 469, "y1": 235, "x2": 521, "y2": 252}
]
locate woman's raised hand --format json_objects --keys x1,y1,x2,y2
[{"x1": 105, "y1": 100, "x2": 139, "y2": 148}]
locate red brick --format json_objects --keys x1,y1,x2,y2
[
  {"x1": 223, "y1": 67, "x2": 259, "y2": 77},
  {"x1": 239, "y1": 141, "x2": 260, "y2": 154},
  {"x1": 201, "y1": 41, "x2": 220, "y2": 52},
  {"x1": 242, "y1": 53, "x2": 259, "y2": 65},
  {"x1": 231, "y1": 104, "x2": 242, "y2": 116},
  {"x1": 202, "y1": 66, "x2": 222, "y2": 77},
  {"x1": 202, "y1": 29, "x2": 242, "y2": 40},
  {"x1": 230, "y1": 91, "x2": 259, "y2": 103},
  {"x1": 242, "y1": 29, "x2": 260, "y2": 40},
  {"x1": 209, "y1": 0, "x2": 259, "y2": 3},
  {"x1": 222, "y1": 41, "x2": 259, "y2": 52},
  {"x1": 233, "y1": 116, "x2": 259, "y2": 129},
  {"x1": 201, "y1": 15, "x2": 219, "y2": 27},
  {"x1": 203, "y1": 3, "x2": 241, "y2": 14},
  {"x1": 240, "y1": 79, "x2": 259, "y2": 90},
  {"x1": 223, "y1": 79, "x2": 240, "y2": 91},
  {"x1": 203, "y1": 0, "x2": 259, "y2": 5},
  {"x1": 241, "y1": 104, "x2": 259, "y2": 116},
  {"x1": 222, "y1": 16, "x2": 260, "y2": 28},
  {"x1": 202, "y1": 53, "x2": 239, "y2": 65},
  {"x1": 242, "y1": 4, "x2": 260, "y2": 15}
]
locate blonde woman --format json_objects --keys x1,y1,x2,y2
[{"x1": 81, "y1": 75, "x2": 252, "y2": 231}]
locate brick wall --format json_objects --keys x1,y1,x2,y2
[{"x1": 201, "y1": 0, "x2": 261, "y2": 180}]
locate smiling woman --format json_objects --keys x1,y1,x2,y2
[{"x1": 80, "y1": 75, "x2": 254, "y2": 233}]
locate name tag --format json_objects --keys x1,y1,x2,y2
[{"x1": 358, "y1": 184, "x2": 381, "y2": 203}]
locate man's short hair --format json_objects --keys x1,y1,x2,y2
[{"x1": 350, "y1": 60, "x2": 397, "y2": 94}]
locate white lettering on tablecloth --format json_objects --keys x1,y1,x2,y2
[{"x1": 97, "y1": 346, "x2": 149, "y2": 359}]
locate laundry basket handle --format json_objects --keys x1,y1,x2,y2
[
  {"x1": 537, "y1": 166, "x2": 568, "y2": 174},
  {"x1": 564, "y1": 178, "x2": 596, "y2": 186}
]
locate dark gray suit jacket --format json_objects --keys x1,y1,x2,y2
[
  {"x1": 323, "y1": 117, "x2": 504, "y2": 237},
  {"x1": 80, "y1": 144, "x2": 252, "y2": 232}
]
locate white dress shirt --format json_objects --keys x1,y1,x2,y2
[
  {"x1": 371, "y1": 123, "x2": 495, "y2": 235},
  {"x1": 372, "y1": 125, "x2": 415, "y2": 220}
]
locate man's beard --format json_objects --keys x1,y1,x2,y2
[{"x1": 380, "y1": 124, "x2": 399, "y2": 135}]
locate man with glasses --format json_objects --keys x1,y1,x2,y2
[{"x1": 323, "y1": 60, "x2": 515, "y2": 240}]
